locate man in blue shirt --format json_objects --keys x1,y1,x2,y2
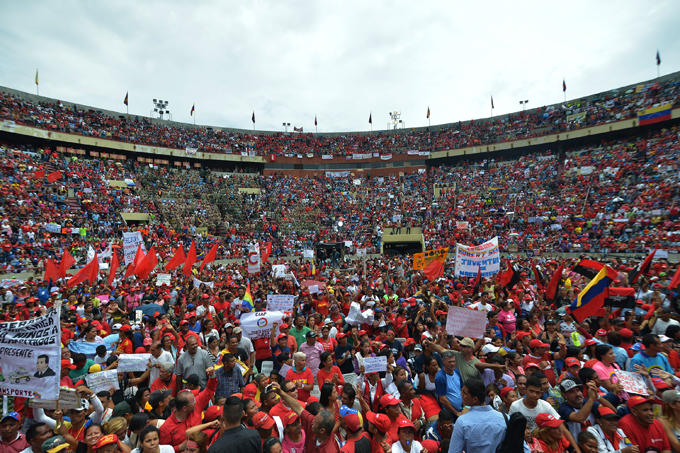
[
  {"x1": 629, "y1": 333, "x2": 673, "y2": 373},
  {"x1": 435, "y1": 350, "x2": 463, "y2": 418},
  {"x1": 449, "y1": 378, "x2": 507, "y2": 453}
]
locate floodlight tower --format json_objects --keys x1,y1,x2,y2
[{"x1": 152, "y1": 99, "x2": 172, "y2": 120}]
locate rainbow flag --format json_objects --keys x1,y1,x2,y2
[
  {"x1": 638, "y1": 103, "x2": 672, "y2": 125},
  {"x1": 567, "y1": 266, "x2": 611, "y2": 322},
  {"x1": 242, "y1": 283, "x2": 254, "y2": 312}
]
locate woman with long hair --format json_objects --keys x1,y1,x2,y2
[
  {"x1": 135, "y1": 388, "x2": 151, "y2": 413},
  {"x1": 319, "y1": 382, "x2": 341, "y2": 428},
  {"x1": 130, "y1": 426, "x2": 173, "y2": 453},
  {"x1": 659, "y1": 390, "x2": 680, "y2": 451},
  {"x1": 160, "y1": 335, "x2": 177, "y2": 361},
  {"x1": 533, "y1": 413, "x2": 569, "y2": 452},
  {"x1": 117, "y1": 326, "x2": 136, "y2": 355},
  {"x1": 103, "y1": 417, "x2": 130, "y2": 446},
  {"x1": 185, "y1": 432, "x2": 208, "y2": 453},
  {"x1": 281, "y1": 413, "x2": 303, "y2": 453},
  {"x1": 505, "y1": 351, "x2": 525, "y2": 380},
  {"x1": 354, "y1": 340, "x2": 375, "y2": 375},
  {"x1": 592, "y1": 344, "x2": 623, "y2": 396},
  {"x1": 263, "y1": 437, "x2": 282, "y2": 453},
  {"x1": 199, "y1": 320, "x2": 219, "y2": 347},
  {"x1": 318, "y1": 325, "x2": 337, "y2": 353},
  {"x1": 78, "y1": 325, "x2": 105, "y2": 345},
  {"x1": 205, "y1": 336, "x2": 221, "y2": 364},
  {"x1": 241, "y1": 399, "x2": 259, "y2": 428},
  {"x1": 317, "y1": 352, "x2": 345, "y2": 390},
  {"x1": 515, "y1": 317, "x2": 536, "y2": 339},
  {"x1": 416, "y1": 355, "x2": 441, "y2": 428}
]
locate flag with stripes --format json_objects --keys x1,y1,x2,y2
[
  {"x1": 563, "y1": 79, "x2": 566, "y2": 92},
  {"x1": 124, "y1": 92, "x2": 129, "y2": 106},
  {"x1": 427, "y1": 107, "x2": 430, "y2": 119},
  {"x1": 656, "y1": 50, "x2": 661, "y2": 66},
  {"x1": 190, "y1": 104, "x2": 195, "y2": 116},
  {"x1": 368, "y1": 113, "x2": 372, "y2": 124},
  {"x1": 252, "y1": 112, "x2": 255, "y2": 123},
  {"x1": 491, "y1": 96, "x2": 494, "y2": 109}
]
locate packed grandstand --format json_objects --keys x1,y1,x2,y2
[{"x1": 1, "y1": 71, "x2": 680, "y2": 453}]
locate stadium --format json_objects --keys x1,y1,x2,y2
[{"x1": 2, "y1": 4, "x2": 680, "y2": 452}]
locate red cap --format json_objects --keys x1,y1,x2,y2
[
  {"x1": 95, "y1": 434, "x2": 119, "y2": 450},
  {"x1": 595, "y1": 406, "x2": 619, "y2": 419},
  {"x1": 620, "y1": 328, "x2": 633, "y2": 338},
  {"x1": 535, "y1": 413, "x2": 564, "y2": 429},
  {"x1": 283, "y1": 412, "x2": 300, "y2": 426},
  {"x1": 421, "y1": 440, "x2": 440, "y2": 453},
  {"x1": 335, "y1": 332, "x2": 346, "y2": 339},
  {"x1": 61, "y1": 360, "x2": 76, "y2": 370},
  {"x1": 628, "y1": 396, "x2": 652, "y2": 409},
  {"x1": 366, "y1": 412, "x2": 391, "y2": 433},
  {"x1": 584, "y1": 358, "x2": 598, "y2": 369},
  {"x1": 243, "y1": 383, "x2": 258, "y2": 399},
  {"x1": 279, "y1": 323, "x2": 289, "y2": 329},
  {"x1": 119, "y1": 325, "x2": 131, "y2": 332},
  {"x1": 596, "y1": 329, "x2": 608, "y2": 337},
  {"x1": 403, "y1": 339, "x2": 415, "y2": 346},
  {"x1": 380, "y1": 394, "x2": 401, "y2": 407},
  {"x1": 500, "y1": 387, "x2": 514, "y2": 400},
  {"x1": 529, "y1": 339, "x2": 549, "y2": 349},
  {"x1": 344, "y1": 413, "x2": 363, "y2": 432},
  {"x1": 180, "y1": 320, "x2": 189, "y2": 325},
  {"x1": 397, "y1": 418, "x2": 415, "y2": 430},
  {"x1": 277, "y1": 333, "x2": 288, "y2": 340},
  {"x1": 252, "y1": 412, "x2": 275, "y2": 429},
  {"x1": 203, "y1": 405, "x2": 223, "y2": 422},
  {"x1": 584, "y1": 339, "x2": 597, "y2": 346},
  {"x1": 307, "y1": 396, "x2": 319, "y2": 404},
  {"x1": 358, "y1": 330, "x2": 368, "y2": 336},
  {"x1": 134, "y1": 347, "x2": 147, "y2": 354},
  {"x1": 652, "y1": 378, "x2": 671, "y2": 390},
  {"x1": 516, "y1": 331, "x2": 531, "y2": 340},
  {"x1": 564, "y1": 358, "x2": 581, "y2": 368}
]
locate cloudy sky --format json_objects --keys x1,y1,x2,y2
[{"x1": 1, "y1": 1, "x2": 678, "y2": 133}]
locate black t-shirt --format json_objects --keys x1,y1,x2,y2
[
  {"x1": 382, "y1": 339, "x2": 403, "y2": 357},
  {"x1": 335, "y1": 344, "x2": 355, "y2": 374}
]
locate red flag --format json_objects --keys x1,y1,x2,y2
[
  {"x1": 136, "y1": 247, "x2": 158, "y2": 279},
  {"x1": 47, "y1": 171, "x2": 62, "y2": 183},
  {"x1": 108, "y1": 250, "x2": 120, "y2": 286},
  {"x1": 124, "y1": 245, "x2": 145, "y2": 278},
  {"x1": 199, "y1": 243, "x2": 218, "y2": 273},
  {"x1": 183, "y1": 242, "x2": 197, "y2": 277},
  {"x1": 89, "y1": 253, "x2": 99, "y2": 283},
  {"x1": 532, "y1": 261, "x2": 544, "y2": 290},
  {"x1": 669, "y1": 265, "x2": 680, "y2": 291},
  {"x1": 629, "y1": 247, "x2": 658, "y2": 284},
  {"x1": 59, "y1": 249, "x2": 75, "y2": 278},
  {"x1": 43, "y1": 259, "x2": 60, "y2": 282},
  {"x1": 165, "y1": 244, "x2": 186, "y2": 271},
  {"x1": 423, "y1": 260, "x2": 444, "y2": 281},
  {"x1": 545, "y1": 262, "x2": 565, "y2": 301},
  {"x1": 472, "y1": 266, "x2": 482, "y2": 294},
  {"x1": 261, "y1": 241, "x2": 272, "y2": 263},
  {"x1": 34, "y1": 170, "x2": 45, "y2": 179},
  {"x1": 499, "y1": 260, "x2": 514, "y2": 286},
  {"x1": 67, "y1": 253, "x2": 98, "y2": 288}
]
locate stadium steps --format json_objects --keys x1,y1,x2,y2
[{"x1": 66, "y1": 197, "x2": 81, "y2": 212}]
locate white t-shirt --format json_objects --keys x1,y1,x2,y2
[
  {"x1": 508, "y1": 398, "x2": 559, "y2": 432},
  {"x1": 150, "y1": 350, "x2": 174, "y2": 384},
  {"x1": 131, "y1": 445, "x2": 174, "y2": 453},
  {"x1": 391, "y1": 440, "x2": 423, "y2": 453}
]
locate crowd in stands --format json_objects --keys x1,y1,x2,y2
[{"x1": 1, "y1": 77, "x2": 678, "y2": 156}]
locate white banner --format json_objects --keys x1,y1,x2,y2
[
  {"x1": 122, "y1": 231, "x2": 146, "y2": 265},
  {"x1": 303, "y1": 250, "x2": 314, "y2": 259},
  {"x1": 322, "y1": 155, "x2": 333, "y2": 160},
  {"x1": 85, "y1": 370, "x2": 120, "y2": 394},
  {"x1": 445, "y1": 306, "x2": 487, "y2": 338},
  {"x1": 240, "y1": 311, "x2": 285, "y2": 340},
  {"x1": 380, "y1": 154, "x2": 392, "y2": 161},
  {"x1": 363, "y1": 356, "x2": 387, "y2": 374},
  {"x1": 272, "y1": 265, "x2": 287, "y2": 278},
  {"x1": 356, "y1": 248, "x2": 367, "y2": 257},
  {"x1": 345, "y1": 302, "x2": 374, "y2": 326},
  {"x1": 325, "y1": 171, "x2": 350, "y2": 178},
  {"x1": 185, "y1": 147, "x2": 198, "y2": 155},
  {"x1": 267, "y1": 295, "x2": 295, "y2": 313},
  {"x1": 344, "y1": 241, "x2": 353, "y2": 248},
  {"x1": 156, "y1": 274, "x2": 171, "y2": 286},
  {"x1": 0, "y1": 308, "x2": 61, "y2": 399},
  {"x1": 30, "y1": 387, "x2": 82, "y2": 410},
  {"x1": 117, "y1": 354, "x2": 152, "y2": 373},
  {"x1": 247, "y1": 243, "x2": 260, "y2": 274},
  {"x1": 44, "y1": 224, "x2": 61, "y2": 233},
  {"x1": 454, "y1": 236, "x2": 500, "y2": 278},
  {"x1": 193, "y1": 277, "x2": 214, "y2": 289}
]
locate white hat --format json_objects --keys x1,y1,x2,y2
[
  {"x1": 112, "y1": 323, "x2": 122, "y2": 330},
  {"x1": 481, "y1": 344, "x2": 500, "y2": 355},
  {"x1": 659, "y1": 335, "x2": 673, "y2": 343}
]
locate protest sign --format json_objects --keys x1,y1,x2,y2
[
  {"x1": 412, "y1": 247, "x2": 449, "y2": 270},
  {"x1": 303, "y1": 250, "x2": 314, "y2": 259},
  {"x1": 85, "y1": 370, "x2": 120, "y2": 394},
  {"x1": 279, "y1": 363, "x2": 292, "y2": 379},
  {"x1": 135, "y1": 310, "x2": 143, "y2": 323},
  {"x1": 122, "y1": 231, "x2": 146, "y2": 265},
  {"x1": 267, "y1": 295, "x2": 295, "y2": 313},
  {"x1": 247, "y1": 244, "x2": 260, "y2": 274},
  {"x1": 614, "y1": 370, "x2": 648, "y2": 395},
  {"x1": 656, "y1": 250, "x2": 669, "y2": 259},
  {"x1": 44, "y1": 224, "x2": 61, "y2": 234},
  {"x1": 272, "y1": 265, "x2": 287, "y2": 278},
  {"x1": 309, "y1": 285, "x2": 319, "y2": 294},
  {"x1": 454, "y1": 237, "x2": 500, "y2": 278},
  {"x1": 240, "y1": 311, "x2": 285, "y2": 340},
  {"x1": 363, "y1": 356, "x2": 387, "y2": 374},
  {"x1": 445, "y1": 306, "x2": 487, "y2": 338},
  {"x1": 117, "y1": 354, "x2": 152, "y2": 373},
  {"x1": 346, "y1": 302, "x2": 374, "y2": 326},
  {"x1": 0, "y1": 308, "x2": 61, "y2": 399},
  {"x1": 193, "y1": 277, "x2": 214, "y2": 289},
  {"x1": 356, "y1": 248, "x2": 367, "y2": 257},
  {"x1": 156, "y1": 274, "x2": 171, "y2": 286},
  {"x1": 30, "y1": 387, "x2": 81, "y2": 410},
  {"x1": 456, "y1": 221, "x2": 469, "y2": 230}
]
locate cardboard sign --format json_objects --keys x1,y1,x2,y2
[
  {"x1": 117, "y1": 354, "x2": 152, "y2": 373},
  {"x1": 30, "y1": 387, "x2": 81, "y2": 410},
  {"x1": 615, "y1": 370, "x2": 649, "y2": 395},
  {"x1": 445, "y1": 306, "x2": 487, "y2": 338},
  {"x1": 363, "y1": 356, "x2": 387, "y2": 374}
]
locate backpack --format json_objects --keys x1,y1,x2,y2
[{"x1": 496, "y1": 412, "x2": 527, "y2": 453}]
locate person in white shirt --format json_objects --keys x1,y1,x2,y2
[
  {"x1": 148, "y1": 341, "x2": 174, "y2": 384},
  {"x1": 469, "y1": 293, "x2": 494, "y2": 312},
  {"x1": 391, "y1": 418, "x2": 423, "y2": 453},
  {"x1": 651, "y1": 307, "x2": 680, "y2": 336}
]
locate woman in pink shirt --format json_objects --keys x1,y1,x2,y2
[
  {"x1": 592, "y1": 344, "x2": 624, "y2": 396},
  {"x1": 497, "y1": 300, "x2": 516, "y2": 338}
]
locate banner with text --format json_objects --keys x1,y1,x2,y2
[
  {"x1": 122, "y1": 231, "x2": 147, "y2": 265},
  {"x1": 240, "y1": 311, "x2": 285, "y2": 340},
  {"x1": 454, "y1": 237, "x2": 500, "y2": 278},
  {"x1": 267, "y1": 295, "x2": 295, "y2": 313},
  {"x1": 445, "y1": 306, "x2": 487, "y2": 338},
  {"x1": 412, "y1": 247, "x2": 449, "y2": 270}
]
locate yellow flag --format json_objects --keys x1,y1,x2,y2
[{"x1": 35, "y1": 69, "x2": 39, "y2": 85}]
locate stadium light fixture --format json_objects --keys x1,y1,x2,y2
[
  {"x1": 152, "y1": 99, "x2": 172, "y2": 120},
  {"x1": 282, "y1": 122, "x2": 290, "y2": 132},
  {"x1": 389, "y1": 111, "x2": 401, "y2": 130},
  {"x1": 520, "y1": 100, "x2": 529, "y2": 111}
]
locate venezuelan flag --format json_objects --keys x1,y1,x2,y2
[
  {"x1": 567, "y1": 266, "x2": 611, "y2": 322},
  {"x1": 242, "y1": 283, "x2": 254, "y2": 312},
  {"x1": 638, "y1": 103, "x2": 672, "y2": 125}
]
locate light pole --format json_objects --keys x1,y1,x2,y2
[
  {"x1": 519, "y1": 100, "x2": 529, "y2": 111},
  {"x1": 282, "y1": 122, "x2": 290, "y2": 133},
  {"x1": 389, "y1": 111, "x2": 401, "y2": 130},
  {"x1": 152, "y1": 99, "x2": 171, "y2": 120}
]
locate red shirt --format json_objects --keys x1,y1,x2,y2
[
  {"x1": 317, "y1": 366, "x2": 345, "y2": 389},
  {"x1": 151, "y1": 375, "x2": 178, "y2": 397},
  {"x1": 253, "y1": 338, "x2": 272, "y2": 360},
  {"x1": 301, "y1": 410, "x2": 340, "y2": 453},
  {"x1": 0, "y1": 433, "x2": 29, "y2": 453},
  {"x1": 286, "y1": 367, "x2": 315, "y2": 402},
  {"x1": 386, "y1": 414, "x2": 409, "y2": 446},
  {"x1": 318, "y1": 337, "x2": 337, "y2": 353},
  {"x1": 522, "y1": 352, "x2": 557, "y2": 386},
  {"x1": 618, "y1": 414, "x2": 670, "y2": 452}
]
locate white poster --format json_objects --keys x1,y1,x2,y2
[
  {"x1": 345, "y1": 302, "x2": 374, "y2": 326},
  {"x1": 309, "y1": 285, "x2": 319, "y2": 294},
  {"x1": 117, "y1": 354, "x2": 152, "y2": 373},
  {"x1": 85, "y1": 370, "x2": 120, "y2": 394},
  {"x1": 303, "y1": 250, "x2": 314, "y2": 259},
  {"x1": 193, "y1": 277, "x2": 214, "y2": 289},
  {"x1": 30, "y1": 387, "x2": 82, "y2": 410},
  {"x1": 0, "y1": 308, "x2": 61, "y2": 399},
  {"x1": 267, "y1": 295, "x2": 295, "y2": 313},
  {"x1": 356, "y1": 248, "x2": 367, "y2": 257},
  {"x1": 122, "y1": 231, "x2": 146, "y2": 265},
  {"x1": 247, "y1": 243, "x2": 261, "y2": 274},
  {"x1": 272, "y1": 265, "x2": 287, "y2": 278},
  {"x1": 656, "y1": 250, "x2": 669, "y2": 259},
  {"x1": 344, "y1": 241, "x2": 353, "y2": 248},
  {"x1": 240, "y1": 311, "x2": 285, "y2": 340},
  {"x1": 363, "y1": 356, "x2": 387, "y2": 374},
  {"x1": 445, "y1": 306, "x2": 487, "y2": 338},
  {"x1": 156, "y1": 274, "x2": 171, "y2": 286},
  {"x1": 454, "y1": 236, "x2": 500, "y2": 278}
]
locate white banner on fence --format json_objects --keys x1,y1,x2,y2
[
  {"x1": 29, "y1": 387, "x2": 82, "y2": 410},
  {"x1": 454, "y1": 236, "x2": 500, "y2": 278},
  {"x1": 267, "y1": 295, "x2": 295, "y2": 313},
  {"x1": 85, "y1": 370, "x2": 120, "y2": 394},
  {"x1": 117, "y1": 354, "x2": 152, "y2": 373},
  {"x1": 445, "y1": 306, "x2": 487, "y2": 338},
  {"x1": 122, "y1": 231, "x2": 146, "y2": 265},
  {"x1": 240, "y1": 311, "x2": 285, "y2": 340},
  {"x1": 363, "y1": 356, "x2": 387, "y2": 374},
  {"x1": 156, "y1": 274, "x2": 171, "y2": 286},
  {"x1": 0, "y1": 308, "x2": 61, "y2": 399}
]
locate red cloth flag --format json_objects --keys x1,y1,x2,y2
[
  {"x1": 124, "y1": 245, "x2": 145, "y2": 278},
  {"x1": 47, "y1": 171, "x2": 62, "y2": 183},
  {"x1": 628, "y1": 247, "x2": 657, "y2": 284},
  {"x1": 108, "y1": 250, "x2": 120, "y2": 286},
  {"x1": 472, "y1": 266, "x2": 482, "y2": 294},
  {"x1": 532, "y1": 261, "x2": 544, "y2": 290},
  {"x1": 423, "y1": 260, "x2": 444, "y2": 281},
  {"x1": 499, "y1": 260, "x2": 514, "y2": 286},
  {"x1": 136, "y1": 247, "x2": 158, "y2": 279},
  {"x1": 89, "y1": 254, "x2": 99, "y2": 283},
  {"x1": 261, "y1": 241, "x2": 272, "y2": 263},
  {"x1": 59, "y1": 249, "x2": 75, "y2": 278},
  {"x1": 200, "y1": 243, "x2": 218, "y2": 273},
  {"x1": 34, "y1": 170, "x2": 45, "y2": 179},
  {"x1": 165, "y1": 244, "x2": 185, "y2": 271},
  {"x1": 183, "y1": 242, "x2": 197, "y2": 277},
  {"x1": 545, "y1": 262, "x2": 565, "y2": 301},
  {"x1": 67, "y1": 253, "x2": 98, "y2": 288},
  {"x1": 43, "y1": 259, "x2": 60, "y2": 282},
  {"x1": 669, "y1": 265, "x2": 680, "y2": 291}
]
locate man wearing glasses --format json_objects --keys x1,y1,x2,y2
[{"x1": 270, "y1": 379, "x2": 302, "y2": 420}]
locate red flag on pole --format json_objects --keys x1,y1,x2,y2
[
  {"x1": 47, "y1": 171, "x2": 62, "y2": 183},
  {"x1": 67, "y1": 253, "x2": 98, "y2": 288},
  {"x1": 43, "y1": 259, "x2": 60, "y2": 282},
  {"x1": 499, "y1": 260, "x2": 514, "y2": 286},
  {"x1": 34, "y1": 170, "x2": 45, "y2": 179},
  {"x1": 532, "y1": 260, "x2": 544, "y2": 290},
  {"x1": 669, "y1": 265, "x2": 680, "y2": 291},
  {"x1": 135, "y1": 247, "x2": 158, "y2": 279},
  {"x1": 183, "y1": 242, "x2": 197, "y2": 277},
  {"x1": 89, "y1": 253, "x2": 99, "y2": 283},
  {"x1": 545, "y1": 261, "x2": 565, "y2": 301},
  {"x1": 165, "y1": 244, "x2": 185, "y2": 271},
  {"x1": 628, "y1": 247, "x2": 658, "y2": 284},
  {"x1": 59, "y1": 249, "x2": 75, "y2": 278},
  {"x1": 261, "y1": 241, "x2": 272, "y2": 263},
  {"x1": 108, "y1": 250, "x2": 120, "y2": 286},
  {"x1": 199, "y1": 243, "x2": 218, "y2": 273},
  {"x1": 472, "y1": 266, "x2": 482, "y2": 294},
  {"x1": 423, "y1": 260, "x2": 444, "y2": 282}
]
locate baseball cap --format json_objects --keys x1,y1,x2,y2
[
  {"x1": 0, "y1": 412, "x2": 20, "y2": 423},
  {"x1": 564, "y1": 358, "x2": 581, "y2": 368},
  {"x1": 183, "y1": 374, "x2": 200, "y2": 386},
  {"x1": 243, "y1": 383, "x2": 259, "y2": 400},
  {"x1": 149, "y1": 389, "x2": 172, "y2": 408},
  {"x1": 111, "y1": 323, "x2": 122, "y2": 330},
  {"x1": 277, "y1": 333, "x2": 288, "y2": 340},
  {"x1": 119, "y1": 325, "x2": 131, "y2": 332},
  {"x1": 252, "y1": 412, "x2": 275, "y2": 429},
  {"x1": 111, "y1": 401, "x2": 131, "y2": 418},
  {"x1": 335, "y1": 332, "x2": 346, "y2": 339},
  {"x1": 529, "y1": 339, "x2": 549, "y2": 349},
  {"x1": 233, "y1": 327, "x2": 243, "y2": 335},
  {"x1": 203, "y1": 405, "x2": 223, "y2": 422},
  {"x1": 279, "y1": 323, "x2": 289, "y2": 329},
  {"x1": 306, "y1": 331, "x2": 318, "y2": 339},
  {"x1": 559, "y1": 378, "x2": 583, "y2": 394},
  {"x1": 459, "y1": 338, "x2": 475, "y2": 348},
  {"x1": 596, "y1": 329, "x2": 608, "y2": 337},
  {"x1": 421, "y1": 440, "x2": 440, "y2": 453},
  {"x1": 662, "y1": 390, "x2": 680, "y2": 405},
  {"x1": 366, "y1": 411, "x2": 391, "y2": 433},
  {"x1": 627, "y1": 396, "x2": 652, "y2": 409},
  {"x1": 94, "y1": 434, "x2": 119, "y2": 451},
  {"x1": 481, "y1": 344, "x2": 499, "y2": 355},
  {"x1": 620, "y1": 328, "x2": 634, "y2": 339},
  {"x1": 397, "y1": 418, "x2": 415, "y2": 430},
  {"x1": 283, "y1": 412, "x2": 300, "y2": 426},
  {"x1": 660, "y1": 335, "x2": 673, "y2": 343},
  {"x1": 379, "y1": 394, "x2": 401, "y2": 407},
  {"x1": 515, "y1": 331, "x2": 531, "y2": 340},
  {"x1": 143, "y1": 338, "x2": 153, "y2": 346},
  {"x1": 535, "y1": 413, "x2": 564, "y2": 429},
  {"x1": 594, "y1": 406, "x2": 619, "y2": 419},
  {"x1": 61, "y1": 359, "x2": 76, "y2": 370},
  {"x1": 88, "y1": 364, "x2": 102, "y2": 374},
  {"x1": 652, "y1": 378, "x2": 671, "y2": 390},
  {"x1": 42, "y1": 436, "x2": 69, "y2": 453},
  {"x1": 500, "y1": 387, "x2": 515, "y2": 400},
  {"x1": 339, "y1": 405, "x2": 363, "y2": 432},
  {"x1": 498, "y1": 347, "x2": 515, "y2": 357}
]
